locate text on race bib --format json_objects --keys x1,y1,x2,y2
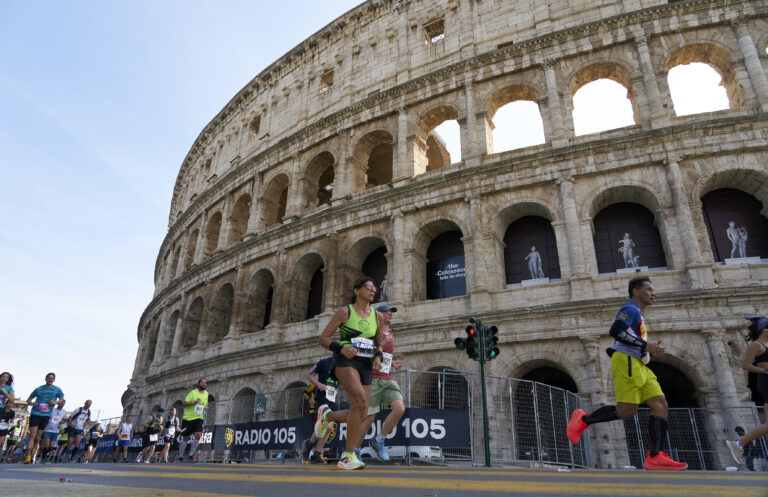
[
  {"x1": 193, "y1": 404, "x2": 205, "y2": 416},
  {"x1": 325, "y1": 385, "x2": 337, "y2": 402},
  {"x1": 381, "y1": 352, "x2": 393, "y2": 374}
]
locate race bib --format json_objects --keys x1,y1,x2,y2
[
  {"x1": 0, "y1": 422, "x2": 8, "y2": 430},
  {"x1": 642, "y1": 352, "x2": 651, "y2": 365},
  {"x1": 193, "y1": 404, "x2": 205, "y2": 416},
  {"x1": 120, "y1": 433, "x2": 129, "y2": 440},
  {"x1": 325, "y1": 385, "x2": 337, "y2": 402},
  {"x1": 351, "y1": 337, "x2": 376, "y2": 357},
  {"x1": 37, "y1": 403, "x2": 50, "y2": 413},
  {"x1": 149, "y1": 434, "x2": 158, "y2": 442},
  {"x1": 380, "y1": 352, "x2": 393, "y2": 374},
  {"x1": 51, "y1": 415, "x2": 62, "y2": 425}
]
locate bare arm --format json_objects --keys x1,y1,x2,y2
[
  {"x1": 742, "y1": 342, "x2": 768, "y2": 373},
  {"x1": 318, "y1": 307, "x2": 349, "y2": 349}
]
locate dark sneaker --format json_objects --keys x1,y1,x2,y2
[
  {"x1": 566, "y1": 409, "x2": 588, "y2": 444},
  {"x1": 369, "y1": 436, "x2": 390, "y2": 462},
  {"x1": 309, "y1": 451, "x2": 327, "y2": 464},
  {"x1": 643, "y1": 451, "x2": 687, "y2": 471}
]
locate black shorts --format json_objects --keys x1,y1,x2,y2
[
  {"x1": 314, "y1": 393, "x2": 336, "y2": 412},
  {"x1": 28, "y1": 414, "x2": 50, "y2": 430},
  {"x1": 87, "y1": 439, "x2": 99, "y2": 448},
  {"x1": 758, "y1": 374, "x2": 768, "y2": 401},
  {"x1": 143, "y1": 430, "x2": 161, "y2": 446},
  {"x1": 181, "y1": 418, "x2": 204, "y2": 436},
  {"x1": 0, "y1": 429, "x2": 8, "y2": 437},
  {"x1": 332, "y1": 353, "x2": 373, "y2": 386}
]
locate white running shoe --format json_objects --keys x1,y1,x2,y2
[
  {"x1": 337, "y1": 452, "x2": 365, "y2": 470},
  {"x1": 725, "y1": 440, "x2": 743, "y2": 465},
  {"x1": 314, "y1": 404, "x2": 331, "y2": 438}
]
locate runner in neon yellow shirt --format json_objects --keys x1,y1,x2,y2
[{"x1": 177, "y1": 378, "x2": 208, "y2": 463}]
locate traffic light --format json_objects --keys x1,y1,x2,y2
[
  {"x1": 465, "y1": 325, "x2": 479, "y2": 360},
  {"x1": 485, "y1": 325, "x2": 500, "y2": 360}
]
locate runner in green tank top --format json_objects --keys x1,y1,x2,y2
[{"x1": 318, "y1": 276, "x2": 383, "y2": 470}]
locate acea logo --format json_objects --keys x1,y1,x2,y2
[
  {"x1": 225, "y1": 427, "x2": 235, "y2": 448},
  {"x1": 325, "y1": 422, "x2": 338, "y2": 442}
]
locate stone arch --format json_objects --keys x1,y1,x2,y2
[
  {"x1": 205, "y1": 282, "x2": 235, "y2": 345},
  {"x1": 694, "y1": 167, "x2": 768, "y2": 206},
  {"x1": 180, "y1": 296, "x2": 204, "y2": 352},
  {"x1": 484, "y1": 85, "x2": 545, "y2": 154},
  {"x1": 231, "y1": 387, "x2": 259, "y2": 423},
  {"x1": 228, "y1": 193, "x2": 251, "y2": 245},
  {"x1": 144, "y1": 318, "x2": 161, "y2": 369},
  {"x1": 568, "y1": 61, "x2": 639, "y2": 133},
  {"x1": 241, "y1": 268, "x2": 275, "y2": 332},
  {"x1": 286, "y1": 253, "x2": 325, "y2": 323},
  {"x1": 351, "y1": 130, "x2": 394, "y2": 191},
  {"x1": 415, "y1": 105, "x2": 461, "y2": 174},
  {"x1": 169, "y1": 245, "x2": 181, "y2": 281},
  {"x1": 665, "y1": 43, "x2": 745, "y2": 109},
  {"x1": 304, "y1": 151, "x2": 335, "y2": 207},
  {"x1": 162, "y1": 310, "x2": 179, "y2": 356},
  {"x1": 701, "y1": 188, "x2": 768, "y2": 262},
  {"x1": 262, "y1": 173, "x2": 290, "y2": 227},
  {"x1": 183, "y1": 228, "x2": 199, "y2": 270},
  {"x1": 203, "y1": 211, "x2": 223, "y2": 258},
  {"x1": 343, "y1": 236, "x2": 389, "y2": 302},
  {"x1": 411, "y1": 219, "x2": 466, "y2": 301},
  {"x1": 494, "y1": 202, "x2": 558, "y2": 242},
  {"x1": 503, "y1": 216, "x2": 561, "y2": 284}
]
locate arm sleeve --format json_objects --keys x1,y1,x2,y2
[{"x1": 609, "y1": 319, "x2": 647, "y2": 348}]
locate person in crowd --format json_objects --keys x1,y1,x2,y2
[
  {"x1": 566, "y1": 277, "x2": 687, "y2": 470},
  {"x1": 113, "y1": 415, "x2": 133, "y2": 463},
  {"x1": 726, "y1": 316, "x2": 768, "y2": 465},
  {"x1": 40, "y1": 399, "x2": 66, "y2": 462},
  {"x1": 361, "y1": 303, "x2": 405, "y2": 462},
  {"x1": 25, "y1": 373, "x2": 64, "y2": 464},
  {"x1": 317, "y1": 276, "x2": 383, "y2": 470},
  {"x1": 2, "y1": 419, "x2": 24, "y2": 463},
  {"x1": 136, "y1": 408, "x2": 164, "y2": 463},
  {"x1": 301, "y1": 356, "x2": 337, "y2": 464},
  {"x1": 64, "y1": 399, "x2": 92, "y2": 462},
  {"x1": 83, "y1": 421, "x2": 103, "y2": 463},
  {"x1": 178, "y1": 378, "x2": 209, "y2": 463},
  {"x1": 160, "y1": 407, "x2": 180, "y2": 463},
  {"x1": 0, "y1": 372, "x2": 15, "y2": 454}
]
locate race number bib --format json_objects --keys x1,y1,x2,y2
[
  {"x1": 380, "y1": 352, "x2": 393, "y2": 374},
  {"x1": 37, "y1": 403, "x2": 50, "y2": 413},
  {"x1": 642, "y1": 352, "x2": 651, "y2": 365},
  {"x1": 120, "y1": 433, "x2": 129, "y2": 440},
  {"x1": 193, "y1": 404, "x2": 205, "y2": 416},
  {"x1": 325, "y1": 385, "x2": 337, "y2": 402},
  {"x1": 351, "y1": 337, "x2": 376, "y2": 357},
  {"x1": 51, "y1": 415, "x2": 62, "y2": 425},
  {"x1": 0, "y1": 422, "x2": 8, "y2": 430},
  {"x1": 148, "y1": 434, "x2": 158, "y2": 442}
]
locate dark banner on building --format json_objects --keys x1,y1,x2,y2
[
  {"x1": 213, "y1": 408, "x2": 469, "y2": 451},
  {"x1": 426, "y1": 255, "x2": 466, "y2": 300},
  {"x1": 93, "y1": 425, "x2": 215, "y2": 454}
]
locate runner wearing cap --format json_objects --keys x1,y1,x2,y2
[{"x1": 178, "y1": 378, "x2": 208, "y2": 463}]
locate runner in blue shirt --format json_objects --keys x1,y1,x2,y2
[
  {"x1": 0, "y1": 372, "x2": 15, "y2": 454},
  {"x1": 25, "y1": 372, "x2": 64, "y2": 464}
]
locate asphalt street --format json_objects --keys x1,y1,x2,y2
[{"x1": 1, "y1": 462, "x2": 767, "y2": 497}]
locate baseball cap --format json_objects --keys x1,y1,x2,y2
[{"x1": 375, "y1": 303, "x2": 397, "y2": 312}]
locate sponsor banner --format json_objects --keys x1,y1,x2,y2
[
  {"x1": 94, "y1": 426, "x2": 215, "y2": 454},
  {"x1": 427, "y1": 255, "x2": 466, "y2": 299},
  {"x1": 214, "y1": 408, "x2": 469, "y2": 451}
]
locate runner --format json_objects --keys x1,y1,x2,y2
[
  {"x1": 40, "y1": 399, "x2": 66, "y2": 462},
  {"x1": 566, "y1": 277, "x2": 687, "y2": 470},
  {"x1": 317, "y1": 276, "x2": 383, "y2": 470},
  {"x1": 301, "y1": 356, "x2": 338, "y2": 464},
  {"x1": 159, "y1": 407, "x2": 180, "y2": 463},
  {"x1": 2, "y1": 420, "x2": 24, "y2": 463},
  {"x1": 363, "y1": 303, "x2": 405, "y2": 462},
  {"x1": 725, "y1": 316, "x2": 768, "y2": 465},
  {"x1": 64, "y1": 399, "x2": 92, "y2": 462},
  {"x1": 136, "y1": 408, "x2": 163, "y2": 463},
  {"x1": 112, "y1": 415, "x2": 133, "y2": 463},
  {"x1": 178, "y1": 378, "x2": 209, "y2": 463},
  {"x1": 0, "y1": 372, "x2": 15, "y2": 456},
  {"x1": 55, "y1": 424, "x2": 69, "y2": 461},
  {"x1": 83, "y1": 421, "x2": 103, "y2": 463},
  {"x1": 24, "y1": 373, "x2": 64, "y2": 464}
]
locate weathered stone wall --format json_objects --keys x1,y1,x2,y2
[{"x1": 126, "y1": 0, "x2": 768, "y2": 430}]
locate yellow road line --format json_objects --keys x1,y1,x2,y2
[
  {"x1": 8, "y1": 469, "x2": 767, "y2": 496},
  {"x1": 0, "y1": 479, "x2": 257, "y2": 497}
]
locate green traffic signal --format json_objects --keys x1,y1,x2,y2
[{"x1": 485, "y1": 325, "x2": 500, "y2": 360}]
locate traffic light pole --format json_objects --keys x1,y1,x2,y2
[{"x1": 471, "y1": 318, "x2": 492, "y2": 467}]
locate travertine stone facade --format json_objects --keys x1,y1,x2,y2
[{"x1": 128, "y1": 0, "x2": 768, "y2": 444}]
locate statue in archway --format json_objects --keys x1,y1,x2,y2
[
  {"x1": 618, "y1": 233, "x2": 638, "y2": 269},
  {"x1": 525, "y1": 246, "x2": 546, "y2": 279},
  {"x1": 378, "y1": 276, "x2": 388, "y2": 303},
  {"x1": 727, "y1": 221, "x2": 748, "y2": 258}
]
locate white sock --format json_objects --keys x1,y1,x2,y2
[
  {"x1": 178, "y1": 439, "x2": 188, "y2": 457},
  {"x1": 734, "y1": 440, "x2": 743, "y2": 450},
  {"x1": 189, "y1": 439, "x2": 199, "y2": 456}
]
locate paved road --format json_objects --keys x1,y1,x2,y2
[{"x1": 1, "y1": 462, "x2": 767, "y2": 497}]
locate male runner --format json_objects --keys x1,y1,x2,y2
[
  {"x1": 64, "y1": 399, "x2": 92, "y2": 461},
  {"x1": 3, "y1": 420, "x2": 24, "y2": 463},
  {"x1": 40, "y1": 399, "x2": 66, "y2": 462},
  {"x1": 25, "y1": 373, "x2": 64, "y2": 464},
  {"x1": 178, "y1": 378, "x2": 208, "y2": 463},
  {"x1": 566, "y1": 277, "x2": 687, "y2": 470},
  {"x1": 302, "y1": 356, "x2": 337, "y2": 464}
]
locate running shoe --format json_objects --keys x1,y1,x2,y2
[
  {"x1": 136, "y1": 453, "x2": 143, "y2": 463},
  {"x1": 314, "y1": 404, "x2": 331, "y2": 438},
  {"x1": 309, "y1": 451, "x2": 328, "y2": 464},
  {"x1": 337, "y1": 452, "x2": 365, "y2": 470},
  {"x1": 369, "y1": 435, "x2": 390, "y2": 462},
  {"x1": 301, "y1": 439, "x2": 312, "y2": 463},
  {"x1": 725, "y1": 440, "x2": 744, "y2": 465},
  {"x1": 566, "y1": 408, "x2": 588, "y2": 444},
  {"x1": 643, "y1": 451, "x2": 687, "y2": 471}
]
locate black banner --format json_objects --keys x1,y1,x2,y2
[
  {"x1": 426, "y1": 255, "x2": 466, "y2": 299},
  {"x1": 94, "y1": 425, "x2": 215, "y2": 454}
]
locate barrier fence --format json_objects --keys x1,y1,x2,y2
[{"x1": 6, "y1": 370, "x2": 766, "y2": 469}]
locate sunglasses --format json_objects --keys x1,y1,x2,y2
[{"x1": 363, "y1": 284, "x2": 377, "y2": 292}]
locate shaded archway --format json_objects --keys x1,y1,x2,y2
[
  {"x1": 206, "y1": 283, "x2": 234, "y2": 344},
  {"x1": 180, "y1": 297, "x2": 204, "y2": 351},
  {"x1": 593, "y1": 203, "x2": 667, "y2": 273},
  {"x1": 169, "y1": 246, "x2": 181, "y2": 281},
  {"x1": 426, "y1": 230, "x2": 466, "y2": 300},
  {"x1": 262, "y1": 174, "x2": 289, "y2": 227},
  {"x1": 504, "y1": 216, "x2": 561, "y2": 284},
  {"x1": 203, "y1": 211, "x2": 223, "y2": 258},
  {"x1": 286, "y1": 253, "x2": 325, "y2": 323},
  {"x1": 228, "y1": 194, "x2": 251, "y2": 245},
  {"x1": 183, "y1": 229, "x2": 199, "y2": 270},
  {"x1": 163, "y1": 310, "x2": 179, "y2": 356},
  {"x1": 242, "y1": 269, "x2": 275, "y2": 332},
  {"x1": 306, "y1": 152, "x2": 335, "y2": 207},
  {"x1": 362, "y1": 246, "x2": 388, "y2": 303},
  {"x1": 351, "y1": 131, "x2": 394, "y2": 191},
  {"x1": 231, "y1": 387, "x2": 258, "y2": 423},
  {"x1": 701, "y1": 188, "x2": 768, "y2": 262}
]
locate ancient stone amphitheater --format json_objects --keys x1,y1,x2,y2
[{"x1": 127, "y1": 0, "x2": 768, "y2": 443}]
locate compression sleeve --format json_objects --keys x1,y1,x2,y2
[{"x1": 609, "y1": 319, "x2": 647, "y2": 348}]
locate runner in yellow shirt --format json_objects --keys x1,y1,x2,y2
[{"x1": 177, "y1": 378, "x2": 208, "y2": 463}]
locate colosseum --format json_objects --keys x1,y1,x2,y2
[{"x1": 127, "y1": 0, "x2": 768, "y2": 467}]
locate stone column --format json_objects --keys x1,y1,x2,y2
[
  {"x1": 393, "y1": 107, "x2": 411, "y2": 182},
  {"x1": 192, "y1": 213, "x2": 207, "y2": 264},
  {"x1": 219, "y1": 194, "x2": 233, "y2": 249},
  {"x1": 542, "y1": 61, "x2": 565, "y2": 142},
  {"x1": 244, "y1": 174, "x2": 263, "y2": 240},
  {"x1": 634, "y1": 34, "x2": 667, "y2": 122},
  {"x1": 389, "y1": 211, "x2": 408, "y2": 304},
  {"x1": 460, "y1": 82, "x2": 482, "y2": 162},
  {"x1": 701, "y1": 328, "x2": 741, "y2": 407},
  {"x1": 468, "y1": 197, "x2": 491, "y2": 310},
  {"x1": 556, "y1": 177, "x2": 587, "y2": 277},
  {"x1": 732, "y1": 20, "x2": 768, "y2": 111},
  {"x1": 283, "y1": 156, "x2": 303, "y2": 221},
  {"x1": 170, "y1": 296, "x2": 186, "y2": 355}
]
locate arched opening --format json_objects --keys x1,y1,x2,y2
[
  {"x1": 262, "y1": 174, "x2": 289, "y2": 227},
  {"x1": 416, "y1": 106, "x2": 461, "y2": 174},
  {"x1": 351, "y1": 131, "x2": 394, "y2": 191},
  {"x1": 593, "y1": 203, "x2": 667, "y2": 273},
  {"x1": 570, "y1": 63, "x2": 637, "y2": 136},
  {"x1": 203, "y1": 211, "x2": 223, "y2": 258},
  {"x1": 412, "y1": 367, "x2": 470, "y2": 411},
  {"x1": 426, "y1": 230, "x2": 466, "y2": 300},
  {"x1": 228, "y1": 194, "x2": 251, "y2": 245},
  {"x1": 504, "y1": 216, "x2": 561, "y2": 284},
  {"x1": 666, "y1": 44, "x2": 743, "y2": 114},
  {"x1": 486, "y1": 86, "x2": 545, "y2": 154},
  {"x1": 306, "y1": 152, "x2": 335, "y2": 207},
  {"x1": 515, "y1": 366, "x2": 578, "y2": 461},
  {"x1": 286, "y1": 253, "x2": 325, "y2": 323},
  {"x1": 306, "y1": 265, "x2": 325, "y2": 319},
  {"x1": 206, "y1": 283, "x2": 234, "y2": 344},
  {"x1": 242, "y1": 269, "x2": 275, "y2": 332},
  {"x1": 701, "y1": 188, "x2": 768, "y2": 262},
  {"x1": 170, "y1": 246, "x2": 181, "y2": 281},
  {"x1": 362, "y1": 246, "x2": 388, "y2": 303},
  {"x1": 231, "y1": 387, "x2": 258, "y2": 423},
  {"x1": 183, "y1": 229, "x2": 199, "y2": 270},
  {"x1": 144, "y1": 321, "x2": 160, "y2": 369},
  {"x1": 282, "y1": 382, "x2": 307, "y2": 420},
  {"x1": 180, "y1": 297, "x2": 204, "y2": 351},
  {"x1": 163, "y1": 310, "x2": 179, "y2": 356}
]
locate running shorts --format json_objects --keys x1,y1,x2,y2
[
  {"x1": 610, "y1": 351, "x2": 664, "y2": 404},
  {"x1": 332, "y1": 353, "x2": 373, "y2": 386},
  {"x1": 367, "y1": 378, "x2": 403, "y2": 415},
  {"x1": 181, "y1": 418, "x2": 204, "y2": 435},
  {"x1": 757, "y1": 374, "x2": 768, "y2": 402},
  {"x1": 28, "y1": 414, "x2": 50, "y2": 430}
]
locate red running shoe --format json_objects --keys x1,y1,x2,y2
[
  {"x1": 643, "y1": 451, "x2": 687, "y2": 471},
  {"x1": 566, "y1": 409, "x2": 588, "y2": 444}
]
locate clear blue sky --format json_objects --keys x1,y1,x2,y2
[{"x1": 0, "y1": 1, "x2": 723, "y2": 420}]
